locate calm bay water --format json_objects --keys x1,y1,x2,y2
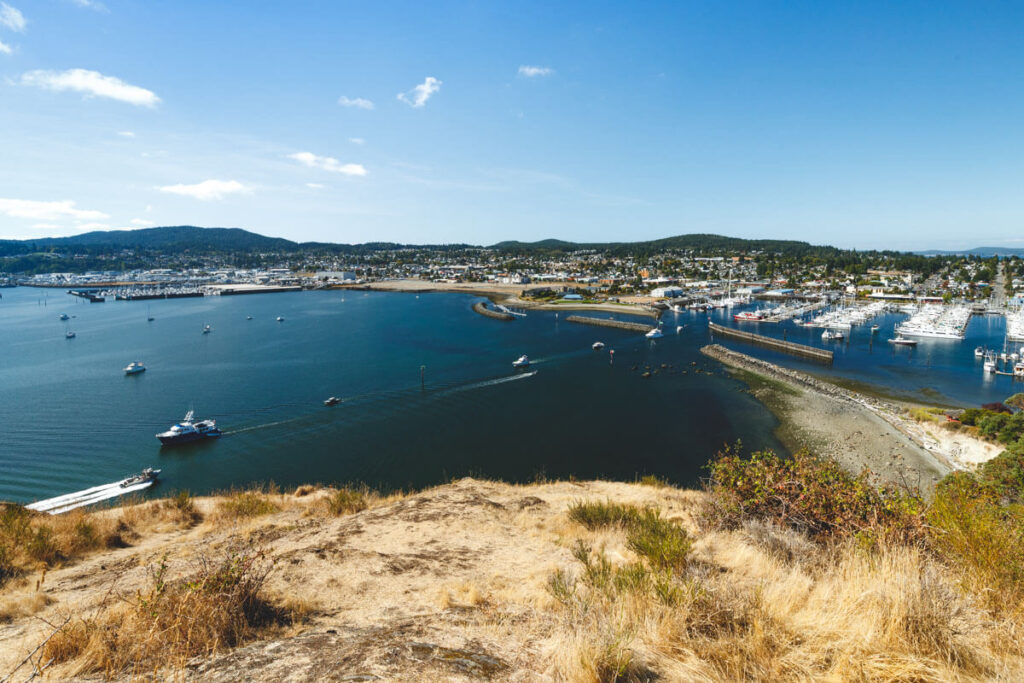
[{"x1": 0, "y1": 287, "x2": 781, "y2": 503}]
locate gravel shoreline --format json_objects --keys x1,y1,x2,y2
[{"x1": 702, "y1": 344, "x2": 954, "y2": 491}]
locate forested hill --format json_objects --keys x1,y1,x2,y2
[
  {"x1": 490, "y1": 233, "x2": 827, "y2": 257},
  {"x1": 3, "y1": 226, "x2": 298, "y2": 253}
]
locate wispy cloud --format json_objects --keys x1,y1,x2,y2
[
  {"x1": 338, "y1": 95, "x2": 373, "y2": 110},
  {"x1": 306, "y1": 183, "x2": 325, "y2": 189},
  {"x1": 348, "y1": 137, "x2": 365, "y2": 145},
  {"x1": 117, "y1": 130, "x2": 135, "y2": 138},
  {"x1": 288, "y1": 151, "x2": 366, "y2": 176},
  {"x1": 0, "y1": 198, "x2": 108, "y2": 221},
  {"x1": 397, "y1": 76, "x2": 441, "y2": 108},
  {"x1": 129, "y1": 218, "x2": 154, "y2": 226},
  {"x1": 518, "y1": 65, "x2": 554, "y2": 78},
  {"x1": 74, "y1": 222, "x2": 109, "y2": 231},
  {"x1": 69, "y1": 0, "x2": 107, "y2": 12},
  {"x1": 19, "y1": 68, "x2": 160, "y2": 107},
  {"x1": 0, "y1": 3, "x2": 25, "y2": 32},
  {"x1": 0, "y1": 39, "x2": 11, "y2": 55},
  {"x1": 158, "y1": 179, "x2": 251, "y2": 201},
  {"x1": 31, "y1": 223, "x2": 62, "y2": 231}
]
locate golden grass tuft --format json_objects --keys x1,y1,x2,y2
[{"x1": 215, "y1": 487, "x2": 280, "y2": 521}]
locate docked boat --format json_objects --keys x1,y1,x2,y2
[
  {"x1": 202, "y1": 324, "x2": 211, "y2": 334},
  {"x1": 59, "y1": 313, "x2": 69, "y2": 320},
  {"x1": 512, "y1": 355, "x2": 530, "y2": 368},
  {"x1": 120, "y1": 468, "x2": 161, "y2": 489},
  {"x1": 733, "y1": 311, "x2": 764, "y2": 322},
  {"x1": 123, "y1": 361, "x2": 146, "y2": 375},
  {"x1": 889, "y1": 336, "x2": 917, "y2": 346},
  {"x1": 984, "y1": 354, "x2": 997, "y2": 374},
  {"x1": 324, "y1": 396, "x2": 341, "y2": 406},
  {"x1": 592, "y1": 341, "x2": 605, "y2": 350},
  {"x1": 155, "y1": 410, "x2": 222, "y2": 445},
  {"x1": 1015, "y1": 362, "x2": 1024, "y2": 378},
  {"x1": 821, "y1": 329, "x2": 844, "y2": 341},
  {"x1": 645, "y1": 327, "x2": 664, "y2": 339},
  {"x1": 974, "y1": 346, "x2": 986, "y2": 358}
]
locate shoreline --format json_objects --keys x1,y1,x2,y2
[{"x1": 701, "y1": 344, "x2": 966, "y2": 490}]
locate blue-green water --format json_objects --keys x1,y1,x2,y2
[{"x1": 0, "y1": 288, "x2": 782, "y2": 503}]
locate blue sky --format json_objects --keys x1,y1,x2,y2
[{"x1": 1, "y1": 1, "x2": 1023, "y2": 250}]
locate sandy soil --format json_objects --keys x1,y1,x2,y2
[{"x1": 702, "y1": 345, "x2": 953, "y2": 490}]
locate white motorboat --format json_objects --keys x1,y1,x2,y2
[
  {"x1": 202, "y1": 324, "x2": 211, "y2": 334},
  {"x1": 974, "y1": 346, "x2": 985, "y2": 358},
  {"x1": 120, "y1": 468, "x2": 161, "y2": 489},
  {"x1": 1015, "y1": 361, "x2": 1024, "y2": 378},
  {"x1": 889, "y1": 336, "x2": 917, "y2": 346},
  {"x1": 156, "y1": 410, "x2": 222, "y2": 445},
  {"x1": 512, "y1": 355, "x2": 530, "y2": 368},
  {"x1": 592, "y1": 341, "x2": 605, "y2": 350},
  {"x1": 645, "y1": 327, "x2": 664, "y2": 339},
  {"x1": 59, "y1": 313, "x2": 69, "y2": 320},
  {"x1": 66, "y1": 331, "x2": 76, "y2": 339},
  {"x1": 871, "y1": 325, "x2": 879, "y2": 332},
  {"x1": 821, "y1": 329, "x2": 844, "y2": 341},
  {"x1": 276, "y1": 316, "x2": 285, "y2": 322},
  {"x1": 124, "y1": 361, "x2": 146, "y2": 375},
  {"x1": 324, "y1": 396, "x2": 341, "y2": 406},
  {"x1": 246, "y1": 315, "x2": 253, "y2": 320},
  {"x1": 984, "y1": 355, "x2": 997, "y2": 374}
]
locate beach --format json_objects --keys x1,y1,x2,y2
[{"x1": 701, "y1": 344, "x2": 982, "y2": 491}]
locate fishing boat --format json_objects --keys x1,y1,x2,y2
[
  {"x1": 324, "y1": 396, "x2": 341, "y2": 406},
  {"x1": 123, "y1": 361, "x2": 146, "y2": 375},
  {"x1": 512, "y1": 355, "x2": 530, "y2": 368},
  {"x1": 888, "y1": 336, "x2": 917, "y2": 346},
  {"x1": 156, "y1": 410, "x2": 221, "y2": 446},
  {"x1": 645, "y1": 327, "x2": 664, "y2": 339},
  {"x1": 592, "y1": 341, "x2": 605, "y2": 350}
]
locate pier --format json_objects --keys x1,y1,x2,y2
[
  {"x1": 566, "y1": 315, "x2": 655, "y2": 333},
  {"x1": 473, "y1": 301, "x2": 514, "y2": 321},
  {"x1": 708, "y1": 321, "x2": 833, "y2": 363}
]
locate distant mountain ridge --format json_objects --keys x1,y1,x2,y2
[
  {"x1": 916, "y1": 247, "x2": 1024, "y2": 257},
  {"x1": 7, "y1": 226, "x2": 298, "y2": 252}
]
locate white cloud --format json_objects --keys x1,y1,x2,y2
[
  {"x1": 0, "y1": 198, "x2": 108, "y2": 221},
  {"x1": 0, "y1": 40, "x2": 11, "y2": 55},
  {"x1": 338, "y1": 96, "x2": 373, "y2": 109},
  {"x1": 518, "y1": 65, "x2": 554, "y2": 78},
  {"x1": 19, "y1": 69, "x2": 160, "y2": 107},
  {"x1": 130, "y1": 218, "x2": 154, "y2": 226},
  {"x1": 158, "y1": 179, "x2": 251, "y2": 201},
  {"x1": 117, "y1": 130, "x2": 135, "y2": 138},
  {"x1": 288, "y1": 151, "x2": 366, "y2": 176},
  {"x1": 74, "y1": 222, "x2": 109, "y2": 231},
  {"x1": 0, "y1": 3, "x2": 25, "y2": 32},
  {"x1": 397, "y1": 76, "x2": 441, "y2": 108},
  {"x1": 348, "y1": 137, "x2": 365, "y2": 145},
  {"x1": 306, "y1": 183, "x2": 325, "y2": 189},
  {"x1": 31, "y1": 223, "x2": 62, "y2": 231},
  {"x1": 69, "y1": 0, "x2": 107, "y2": 11}
]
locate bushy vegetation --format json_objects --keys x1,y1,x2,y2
[
  {"x1": 568, "y1": 500, "x2": 692, "y2": 570},
  {"x1": 216, "y1": 486, "x2": 280, "y2": 520}
]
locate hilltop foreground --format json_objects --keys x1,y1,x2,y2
[{"x1": 2, "y1": 457, "x2": 1023, "y2": 681}]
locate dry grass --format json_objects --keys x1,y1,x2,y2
[
  {"x1": 42, "y1": 545, "x2": 293, "y2": 678},
  {"x1": 215, "y1": 486, "x2": 281, "y2": 521}
]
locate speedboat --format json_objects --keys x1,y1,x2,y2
[
  {"x1": 156, "y1": 410, "x2": 222, "y2": 446},
  {"x1": 324, "y1": 396, "x2": 341, "y2": 406},
  {"x1": 66, "y1": 331, "x2": 76, "y2": 339},
  {"x1": 202, "y1": 324, "x2": 211, "y2": 334},
  {"x1": 822, "y1": 329, "x2": 844, "y2": 341},
  {"x1": 645, "y1": 327, "x2": 664, "y2": 339},
  {"x1": 120, "y1": 468, "x2": 161, "y2": 489},
  {"x1": 512, "y1": 355, "x2": 530, "y2": 368},
  {"x1": 974, "y1": 346, "x2": 985, "y2": 358},
  {"x1": 592, "y1": 341, "x2": 605, "y2": 350},
  {"x1": 246, "y1": 315, "x2": 253, "y2": 320},
  {"x1": 59, "y1": 313, "x2": 69, "y2": 320},
  {"x1": 888, "y1": 336, "x2": 917, "y2": 346},
  {"x1": 276, "y1": 316, "x2": 284, "y2": 322},
  {"x1": 124, "y1": 361, "x2": 146, "y2": 375}
]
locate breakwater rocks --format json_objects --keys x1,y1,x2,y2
[
  {"x1": 702, "y1": 344, "x2": 861, "y2": 403},
  {"x1": 707, "y1": 322, "x2": 833, "y2": 363},
  {"x1": 565, "y1": 315, "x2": 655, "y2": 333},
  {"x1": 472, "y1": 301, "x2": 514, "y2": 321}
]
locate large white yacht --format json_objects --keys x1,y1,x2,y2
[{"x1": 156, "y1": 410, "x2": 222, "y2": 446}]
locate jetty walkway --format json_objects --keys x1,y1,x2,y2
[
  {"x1": 566, "y1": 315, "x2": 655, "y2": 333},
  {"x1": 708, "y1": 321, "x2": 833, "y2": 363}
]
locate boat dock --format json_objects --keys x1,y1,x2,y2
[
  {"x1": 473, "y1": 301, "x2": 514, "y2": 321},
  {"x1": 708, "y1": 321, "x2": 833, "y2": 363},
  {"x1": 761, "y1": 299, "x2": 828, "y2": 323},
  {"x1": 566, "y1": 315, "x2": 655, "y2": 333},
  {"x1": 26, "y1": 476, "x2": 158, "y2": 515}
]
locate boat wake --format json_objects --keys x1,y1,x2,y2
[
  {"x1": 27, "y1": 479, "x2": 156, "y2": 515},
  {"x1": 435, "y1": 370, "x2": 537, "y2": 398}
]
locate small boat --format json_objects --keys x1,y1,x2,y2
[
  {"x1": 888, "y1": 336, "x2": 917, "y2": 346},
  {"x1": 147, "y1": 316, "x2": 155, "y2": 322},
  {"x1": 124, "y1": 361, "x2": 146, "y2": 375},
  {"x1": 156, "y1": 410, "x2": 221, "y2": 445},
  {"x1": 324, "y1": 396, "x2": 341, "y2": 406},
  {"x1": 512, "y1": 355, "x2": 530, "y2": 368},
  {"x1": 59, "y1": 313, "x2": 69, "y2": 320},
  {"x1": 974, "y1": 346, "x2": 985, "y2": 358},
  {"x1": 246, "y1": 315, "x2": 253, "y2": 320},
  {"x1": 276, "y1": 316, "x2": 284, "y2": 322},
  {"x1": 822, "y1": 329, "x2": 844, "y2": 341},
  {"x1": 645, "y1": 327, "x2": 664, "y2": 339},
  {"x1": 871, "y1": 325, "x2": 879, "y2": 333},
  {"x1": 120, "y1": 468, "x2": 161, "y2": 489},
  {"x1": 676, "y1": 325, "x2": 685, "y2": 333},
  {"x1": 733, "y1": 311, "x2": 764, "y2": 322},
  {"x1": 984, "y1": 355, "x2": 997, "y2": 374},
  {"x1": 66, "y1": 331, "x2": 76, "y2": 339},
  {"x1": 592, "y1": 341, "x2": 605, "y2": 350},
  {"x1": 1014, "y1": 361, "x2": 1024, "y2": 378},
  {"x1": 202, "y1": 324, "x2": 211, "y2": 334}
]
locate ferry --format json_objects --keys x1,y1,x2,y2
[
  {"x1": 120, "y1": 468, "x2": 161, "y2": 489},
  {"x1": 123, "y1": 361, "x2": 146, "y2": 375},
  {"x1": 733, "y1": 311, "x2": 764, "y2": 322},
  {"x1": 645, "y1": 327, "x2": 664, "y2": 339},
  {"x1": 156, "y1": 410, "x2": 222, "y2": 445},
  {"x1": 512, "y1": 355, "x2": 530, "y2": 368}
]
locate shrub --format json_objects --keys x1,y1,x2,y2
[
  {"x1": 324, "y1": 487, "x2": 368, "y2": 516},
  {"x1": 568, "y1": 502, "x2": 692, "y2": 570},
  {"x1": 217, "y1": 490, "x2": 279, "y2": 520}
]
